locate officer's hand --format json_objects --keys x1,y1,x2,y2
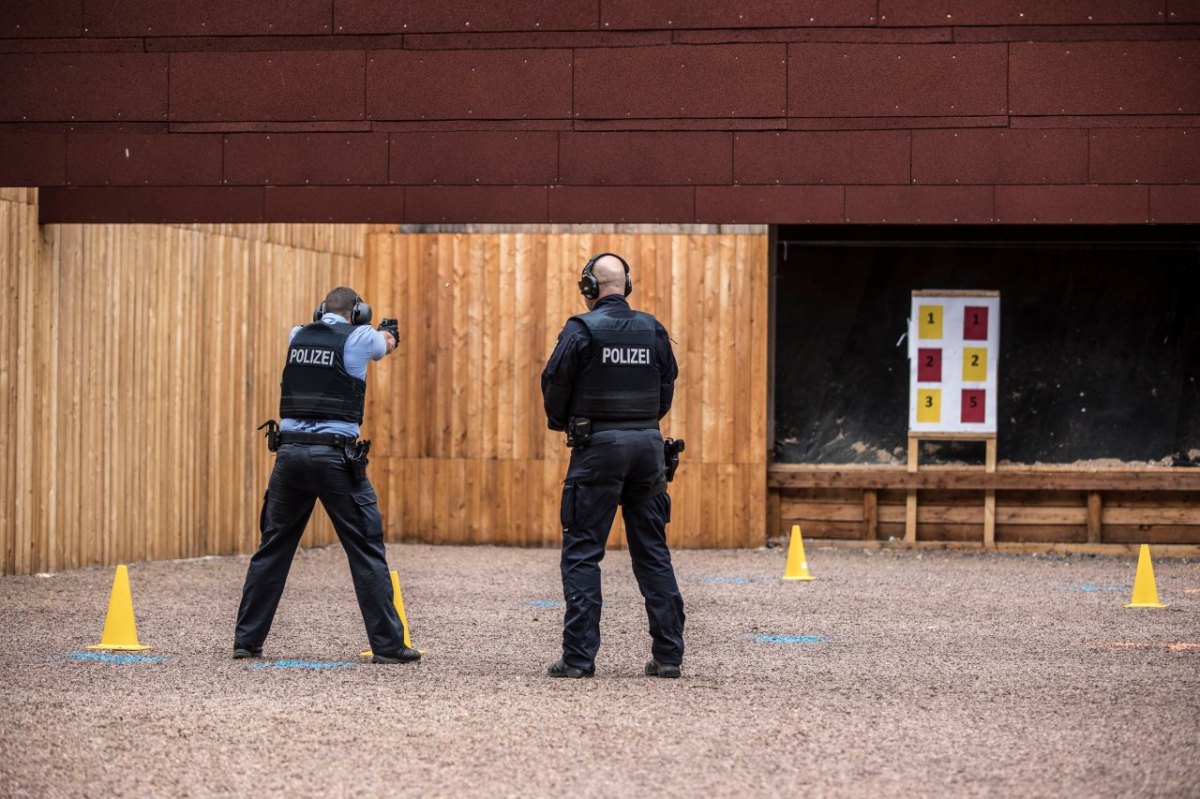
[{"x1": 383, "y1": 330, "x2": 397, "y2": 354}]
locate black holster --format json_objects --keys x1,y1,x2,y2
[
  {"x1": 257, "y1": 419, "x2": 281, "y2": 452},
  {"x1": 566, "y1": 417, "x2": 592, "y2": 449},
  {"x1": 664, "y1": 437, "x2": 685, "y2": 482},
  {"x1": 345, "y1": 439, "x2": 371, "y2": 482}
]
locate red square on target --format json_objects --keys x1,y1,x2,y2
[
  {"x1": 917, "y1": 348, "x2": 942, "y2": 382},
  {"x1": 961, "y1": 389, "x2": 985, "y2": 423},
  {"x1": 964, "y1": 306, "x2": 988, "y2": 340}
]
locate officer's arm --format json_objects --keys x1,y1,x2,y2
[
  {"x1": 655, "y1": 322, "x2": 679, "y2": 420},
  {"x1": 342, "y1": 325, "x2": 391, "y2": 364},
  {"x1": 541, "y1": 321, "x2": 586, "y2": 431},
  {"x1": 365, "y1": 327, "x2": 391, "y2": 361}
]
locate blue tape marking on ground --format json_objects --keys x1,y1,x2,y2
[
  {"x1": 1075, "y1": 584, "x2": 1125, "y2": 592},
  {"x1": 754, "y1": 634, "x2": 828, "y2": 645},
  {"x1": 250, "y1": 660, "x2": 356, "y2": 670},
  {"x1": 68, "y1": 652, "x2": 164, "y2": 664},
  {"x1": 527, "y1": 599, "x2": 566, "y2": 608}
]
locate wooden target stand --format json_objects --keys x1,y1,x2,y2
[{"x1": 905, "y1": 432, "x2": 998, "y2": 548}]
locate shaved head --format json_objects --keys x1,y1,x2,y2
[{"x1": 591, "y1": 254, "x2": 628, "y2": 298}]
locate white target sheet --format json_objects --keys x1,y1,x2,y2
[{"x1": 908, "y1": 291, "x2": 1000, "y2": 434}]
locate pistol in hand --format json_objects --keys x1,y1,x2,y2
[{"x1": 377, "y1": 317, "x2": 399, "y2": 344}]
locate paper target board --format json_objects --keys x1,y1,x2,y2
[{"x1": 908, "y1": 290, "x2": 1000, "y2": 434}]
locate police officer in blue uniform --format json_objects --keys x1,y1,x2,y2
[
  {"x1": 234, "y1": 287, "x2": 420, "y2": 664},
  {"x1": 541, "y1": 253, "x2": 685, "y2": 679}
]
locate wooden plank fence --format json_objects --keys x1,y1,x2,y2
[
  {"x1": 1, "y1": 189, "x2": 372, "y2": 574},
  {"x1": 1, "y1": 193, "x2": 770, "y2": 574},
  {"x1": 363, "y1": 231, "x2": 769, "y2": 550}
]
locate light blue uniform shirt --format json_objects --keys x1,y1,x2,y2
[{"x1": 280, "y1": 313, "x2": 387, "y2": 439}]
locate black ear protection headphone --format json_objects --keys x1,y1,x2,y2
[
  {"x1": 578, "y1": 252, "x2": 632, "y2": 300},
  {"x1": 313, "y1": 294, "x2": 372, "y2": 325}
]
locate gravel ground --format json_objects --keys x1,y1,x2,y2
[{"x1": 1, "y1": 543, "x2": 1198, "y2": 798}]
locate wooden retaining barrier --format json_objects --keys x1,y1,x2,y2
[{"x1": 769, "y1": 465, "x2": 1200, "y2": 553}]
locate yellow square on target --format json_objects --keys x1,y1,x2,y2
[
  {"x1": 916, "y1": 389, "x2": 941, "y2": 423},
  {"x1": 963, "y1": 347, "x2": 987, "y2": 382},
  {"x1": 918, "y1": 305, "x2": 943, "y2": 339}
]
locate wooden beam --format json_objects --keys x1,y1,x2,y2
[
  {"x1": 1103, "y1": 506, "x2": 1200, "y2": 525},
  {"x1": 769, "y1": 466, "x2": 1200, "y2": 492},
  {"x1": 912, "y1": 289, "x2": 1001, "y2": 298},
  {"x1": 794, "y1": 539, "x2": 1200, "y2": 558},
  {"x1": 876, "y1": 505, "x2": 1089, "y2": 525},
  {"x1": 1086, "y1": 492, "x2": 1103, "y2": 544},
  {"x1": 766, "y1": 487, "x2": 781, "y2": 542},
  {"x1": 781, "y1": 503, "x2": 870, "y2": 522},
  {"x1": 905, "y1": 435, "x2": 918, "y2": 544},
  {"x1": 863, "y1": 489, "x2": 878, "y2": 541},
  {"x1": 984, "y1": 438, "x2": 997, "y2": 549}
]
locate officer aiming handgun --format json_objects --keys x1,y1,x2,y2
[{"x1": 236, "y1": 288, "x2": 419, "y2": 665}]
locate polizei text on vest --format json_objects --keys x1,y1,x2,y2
[
  {"x1": 289, "y1": 348, "x2": 336, "y2": 366},
  {"x1": 601, "y1": 347, "x2": 651, "y2": 365}
]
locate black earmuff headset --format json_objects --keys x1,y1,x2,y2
[
  {"x1": 578, "y1": 252, "x2": 632, "y2": 300},
  {"x1": 313, "y1": 294, "x2": 372, "y2": 325}
]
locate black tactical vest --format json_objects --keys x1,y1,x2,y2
[
  {"x1": 279, "y1": 323, "x2": 366, "y2": 423},
  {"x1": 567, "y1": 309, "x2": 660, "y2": 421}
]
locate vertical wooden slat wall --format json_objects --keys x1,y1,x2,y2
[
  {"x1": 363, "y1": 232, "x2": 769, "y2": 549},
  {"x1": 1, "y1": 194, "x2": 768, "y2": 575},
  {"x1": 0, "y1": 189, "x2": 371, "y2": 575}
]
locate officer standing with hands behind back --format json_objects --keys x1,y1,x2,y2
[
  {"x1": 234, "y1": 287, "x2": 419, "y2": 664},
  {"x1": 541, "y1": 253, "x2": 686, "y2": 679}
]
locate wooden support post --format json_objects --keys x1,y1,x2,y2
[
  {"x1": 863, "y1": 489, "x2": 878, "y2": 541},
  {"x1": 905, "y1": 435, "x2": 919, "y2": 543},
  {"x1": 1087, "y1": 491, "x2": 1103, "y2": 544},
  {"x1": 984, "y1": 437, "x2": 997, "y2": 549},
  {"x1": 767, "y1": 487, "x2": 782, "y2": 543},
  {"x1": 905, "y1": 432, "x2": 996, "y2": 547}
]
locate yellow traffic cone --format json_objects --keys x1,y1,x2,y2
[
  {"x1": 783, "y1": 524, "x2": 816, "y2": 581},
  {"x1": 361, "y1": 571, "x2": 421, "y2": 656},
  {"x1": 1125, "y1": 544, "x2": 1166, "y2": 608},
  {"x1": 87, "y1": 565, "x2": 152, "y2": 651}
]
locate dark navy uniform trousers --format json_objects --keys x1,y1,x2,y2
[
  {"x1": 235, "y1": 443, "x2": 408, "y2": 654},
  {"x1": 560, "y1": 428, "x2": 685, "y2": 672}
]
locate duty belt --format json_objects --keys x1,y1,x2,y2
[
  {"x1": 277, "y1": 431, "x2": 356, "y2": 447},
  {"x1": 591, "y1": 419, "x2": 659, "y2": 432}
]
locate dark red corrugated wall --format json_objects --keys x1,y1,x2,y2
[{"x1": 1, "y1": 1, "x2": 1197, "y2": 224}]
